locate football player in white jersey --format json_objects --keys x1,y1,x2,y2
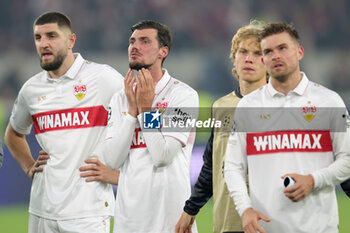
[
  {"x1": 224, "y1": 22, "x2": 350, "y2": 233},
  {"x1": 100, "y1": 20, "x2": 199, "y2": 233},
  {"x1": 5, "y1": 11, "x2": 123, "y2": 233}
]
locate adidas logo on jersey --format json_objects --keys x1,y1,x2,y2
[
  {"x1": 246, "y1": 130, "x2": 332, "y2": 155},
  {"x1": 32, "y1": 106, "x2": 108, "y2": 134}
]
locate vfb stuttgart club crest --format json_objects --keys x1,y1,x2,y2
[
  {"x1": 74, "y1": 84, "x2": 87, "y2": 100},
  {"x1": 302, "y1": 102, "x2": 317, "y2": 122}
]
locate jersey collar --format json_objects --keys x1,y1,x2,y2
[
  {"x1": 235, "y1": 86, "x2": 243, "y2": 98},
  {"x1": 267, "y1": 72, "x2": 309, "y2": 97},
  {"x1": 45, "y1": 53, "x2": 85, "y2": 81},
  {"x1": 292, "y1": 72, "x2": 309, "y2": 95},
  {"x1": 155, "y1": 69, "x2": 172, "y2": 95}
]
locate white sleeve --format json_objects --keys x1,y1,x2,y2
[
  {"x1": 103, "y1": 114, "x2": 136, "y2": 169},
  {"x1": 224, "y1": 123, "x2": 251, "y2": 217},
  {"x1": 311, "y1": 102, "x2": 350, "y2": 188},
  {"x1": 134, "y1": 85, "x2": 198, "y2": 167},
  {"x1": 100, "y1": 93, "x2": 136, "y2": 169},
  {"x1": 162, "y1": 86, "x2": 199, "y2": 145},
  {"x1": 99, "y1": 65, "x2": 124, "y2": 106},
  {"x1": 137, "y1": 114, "x2": 183, "y2": 167},
  {"x1": 10, "y1": 87, "x2": 33, "y2": 135},
  {"x1": 312, "y1": 130, "x2": 350, "y2": 188}
]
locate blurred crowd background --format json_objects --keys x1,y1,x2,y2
[{"x1": 0, "y1": 0, "x2": 350, "y2": 204}]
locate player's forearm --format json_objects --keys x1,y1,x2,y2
[
  {"x1": 103, "y1": 167, "x2": 120, "y2": 185},
  {"x1": 224, "y1": 163, "x2": 251, "y2": 216},
  {"x1": 184, "y1": 130, "x2": 214, "y2": 215},
  {"x1": 224, "y1": 132, "x2": 251, "y2": 216},
  {"x1": 110, "y1": 169, "x2": 120, "y2": 185},
  {"x1": 312, "y1": 130, "x2": 350, "y2": 189},
  {"x1": 138, "y1": 113, "x2": 181, "y2": 167},
  {"x1": 5, "y1": 124, "x2": 34, "y2": 176},
  {"x1": 142, "y1": 132, "x2": 182, "y2": 167},
  {"x1": 312, "y1": 155, "x2": 350, "y2": 189},
  {"x1": 184, "y1": 167, "x2": 213, "y2": 215},
  {"x1": 104, "y1": 114, "x2": 136, "y2": 169}
]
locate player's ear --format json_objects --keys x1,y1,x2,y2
[
  {"x1": 297, "y1": 45, "x2": 304, "y2": 61},
  {"x1": 158, "y1": 46, "x2": 169, "y2": 60},
  {"x1": 68, "y1": 33, "x2": 76, "y2": 50}
]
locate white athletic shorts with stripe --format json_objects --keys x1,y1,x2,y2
[{"x1": 28, "y1": 214, "x2": 110, "y2": 233}]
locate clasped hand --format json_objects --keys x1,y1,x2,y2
[{"x1": 124, "y1": 68, "x2": 155, "y2": 117}]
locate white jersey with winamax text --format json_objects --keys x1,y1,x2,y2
[
  {"x1": 107, "y1": 69, "x2": 198, "y2": 233},
  {"x1": 10, "y1": 53, "x2": 123, "y2": 220},
  {"x1": 224, "y1": 73, "x2": 350, "y2": 233}
]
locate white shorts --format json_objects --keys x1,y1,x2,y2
[{"x1": 28, "y1": 214, "x2": 110, "y2": 233}]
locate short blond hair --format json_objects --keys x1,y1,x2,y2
[{"x1": 230, "y1": 20, "x2": 266, "y2": 79}]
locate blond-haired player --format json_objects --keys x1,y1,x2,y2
[{"x1": 176, "y1": 20, "x2": 267, "y2": 233}]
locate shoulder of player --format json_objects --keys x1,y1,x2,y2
[
  {"x1": 13, "y1": 71, "x2": 47, "y2": 102},
  {"x1": 83, "y1": 61, "x2": 124, "y2": 80},
  {"x1": 213, "y1": 91, "x2": 240, "y2": 108},
  {"x1": 307, "y1": 81, "x2": 345, "y2": 107},
  {"x1": 237, "y1": 85, "x2": 266, "y2": 107},
  {"x1": 20, "y1": 71, "x2": 46, "y2": 91},
  {"x1": 110, "y1": 88, "x2": 127, "y2": 105},
  {"x1": 168, "y1": 76, "x2": 198, "y2": 96}
]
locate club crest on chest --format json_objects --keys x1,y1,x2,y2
[{"x1": 74, "y1": 84, "x2": 87, "y2": 100}]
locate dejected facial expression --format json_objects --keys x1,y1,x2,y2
[
  {"x1": 260, "y1": 32, "x2": 303, "y2": 82},
  {"x1": 233, "y1": 37, "x2": 266, "y2": 83},
  {"x1": 34, "y1": 23, "x2": 71, "y2": 71},
  {"x1": 128, "y1": 28, "x2": 166, "y2": 70}
]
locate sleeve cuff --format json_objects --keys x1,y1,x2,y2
[
  {"x1": 311, "y1": 172, "x2": 321, "y2": 189},
  {"x1": 183, "y1": 204, "x2": 200, "y2": 216},
  {"x1": 238, "y1": 204, "x2": 252, "y2": 217},
  {"x1": 9, "y1": 120, "x2": 31, "y2": 135},
  {"x1": 126, "y1": 113, "x2": 137, "y2": 122},
  {"x1": 137, "y1": 113, "x2": 143, "y2": 126}
]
